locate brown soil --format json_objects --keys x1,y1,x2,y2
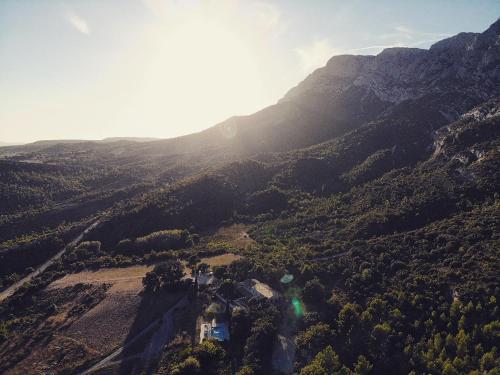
[
  {"x1": 65, "y1": 291, "x2": 142, "y2": 353},
  {"x1": 50, "y1": 266, "x2": 154, "y2": 354},
  {"x1": 1, "y1": 284, "x2": 108, "y2": 375},
  {"x1": 213, "y1": 224, "x2": 256, "y2": 249},
  {"x1": 47, "y1": 265, "x2": 153, "y2": 292},
  {"x1": 5, "y1": 266, "x2": 155, "y2": 374},
  {"x1": 200, "y1": 253, "x2": 243, "y2": 267}
]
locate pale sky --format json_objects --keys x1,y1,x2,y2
[{"x1": 0, "y1": 1, "x2": 499, "y2": 143}]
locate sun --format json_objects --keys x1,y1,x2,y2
[{"x1": 111, "y1": 10, "x2": 265, "y2": 138}]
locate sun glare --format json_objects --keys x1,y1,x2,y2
[{"x1": 107, "y1": 8, "x2": 265, "y2": 138}]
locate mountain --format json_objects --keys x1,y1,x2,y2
[
  {"x1": 283, "y1": 22, "x2": 500, "y2": 121},
  {"x1": 4, "y1": 21, "x2": 498, "y2": 164},
  {"x1": 80, "y1": 19, "x2": 500, "y2": 239},
  {"x1": 145, "y1": 18, "x2": 500, "y2": 156},
  {"x1": 0, "y1": 20, "x2": 499, "y2": 375}
]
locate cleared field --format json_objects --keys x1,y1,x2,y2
[
  {"x1": 47, "y1": 265, "x2": 153, "y2": 293},
  {"x1": 46, "y1": 265, "x2": 156, "y2": 354},
  {"x1": 184, "y1": 253, "x2": 243, "y2": 276},
  {"x1": 3, "y1": 265, "x2": 159, "y2": 373},
  {"x1": 213, "y1": 224, "x2": 256, "y2": 249},
  {"x1": 7, "y1": 264, "x2": 185, "y2": 374},
  {"x1": 2, "y1": 284, "x2": 109, "y2": 375},
  {"x1": 200, "y1": 253, "x2": 242, "y2": 266},
  {"x1": 64, "y1": 291, "x2": 142, "y2": 353},
  {"x1": 5, "y1": 334, "x2": 101, "y2": 375}
]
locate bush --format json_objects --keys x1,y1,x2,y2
[
  {"x1": 143, "y1": 260, "x2": 184, "y2": 293},
  {"x1": 302, "y1": 278, "x2": 326, "y2": 305},
  {"x1": 116, "y1": 229, "x2": 193, "y2": 255}
]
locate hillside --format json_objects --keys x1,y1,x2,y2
[{"x1": 0, "y1": 19, "x2": 499, "y2": 375}]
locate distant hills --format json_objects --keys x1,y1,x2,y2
[
  {"x1": 0, "y1": 142, "x2": 24, "y2": 147},
  {"x1": 100, "y1": 137, "x2": 160, "y2": 143},
  {"x1": 0, "y1": 136, "x2": 159, "y2": 150}
]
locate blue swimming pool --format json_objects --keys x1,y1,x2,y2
[{"x1": 211, "y1": 324, "x2": 229, "y2": 341}]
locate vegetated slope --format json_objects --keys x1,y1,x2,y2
[
  {"x1": 91, "y1": 95, "x2": 500, "y2": 246},
  {"x1": 2, "y1": 20, "x2": 499, "y2": 246},
  {"x1": 0, "y1": 156, "x2": 155, "y2": 244},
  {"x1": 0, "y1": 20, "x2": 499, "y2": 375},
  {"x1": 118, "y1": 97, "x2": 498, "y2": 375},
  {"x1": 86, "y1": 20, "x2": 500, "y2": 245},
  {"x1": 243, "y1": 102, "x2": 499, "y2": 374},
  {"x1": 86, "y1": 97, "x2": 499, "y2": 374}
]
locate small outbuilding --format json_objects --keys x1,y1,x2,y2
[{"x1": 238, "y1": 279, "x2": 280, "y2": 302}]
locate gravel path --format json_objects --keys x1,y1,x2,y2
[
  {"x1": 0, "y1": 220, "x2": 100, "y2": 303},
  {"x1": 79, "y1": 296, "x2": 187, "y2": 374}
]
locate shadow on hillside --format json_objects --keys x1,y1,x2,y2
[
  {"x1": 109, "y1": 293, "x2": 161, "y2": 375},
  {"x1": 116, "y1": 287, "x2": 187, "y2": 375},
  {"x1": 116, "y1": 292, "x2": 163, "y2": 375}
]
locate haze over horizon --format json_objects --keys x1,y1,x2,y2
[{"x1": 1, "y1": 0, "x2": 499, "y2": 144}]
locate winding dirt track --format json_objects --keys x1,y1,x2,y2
[
  {"x1": 78, "y1": 296, "x2": 187, "y2": 375},
  {"x1": 0, "y1": 220, "x2": 100, "y2": 303}
]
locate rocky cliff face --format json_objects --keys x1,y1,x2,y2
[
  {"x1": 148, "y1": 19, "x2": 500, "y2": 159},
  {"x1": 433, "y1": 97, "x2": 500, "y2": 162},
  {"x1": 282, "y1": 19, "x2": 500, "y2": 124}
]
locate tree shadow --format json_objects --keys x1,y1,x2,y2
[
  {"x1": 115, "y1": 292, "x2": 162, "y2": 375},
  {"x1": 116, "y1": 288, "x2": 187, "y2": 375}
]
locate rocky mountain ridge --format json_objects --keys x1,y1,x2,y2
[{"x1": 282, "y1": 19, "x2": 500, "y2": 123}]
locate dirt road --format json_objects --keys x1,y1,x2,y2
[
  {"x1": 141, "y1": 296, "x2": 188, "y2": 361},
  {"x1": 0, "y1": 220, "x2": 100, "y2": 303},
  {"x1": 79, "y1": 296, "x2": 188, "y2": 374}
]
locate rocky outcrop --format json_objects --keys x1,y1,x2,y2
[
  {"x1": 432, "y1": 97, "x2": 500, "y2": 161},
  {"x1": 282, "y1": 19, "x2": 500, "y2": 124}
]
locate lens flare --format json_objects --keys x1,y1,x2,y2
[{"x1": 292, "y1": 297, "x2": 304, "y2": 317}]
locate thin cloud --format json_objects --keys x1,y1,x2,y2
[
  {"x1": 296, "y1": 29, "x2": 454, "y2": 73},
  {"x1": 248, "y1": 1, "x2": 287, "y2": 37},
  {"x1": 296, "y1": 37, "x2": 341, "y2": 73},
  {"x1": 347, "y1": 44, "x2": 404, "y2": 53},
  {"x1": 65, "y1": 8, "x2": 90, "y2": 35},
  {"x1": 381, "y1": 25, "x2": 451, "y2": 43}
]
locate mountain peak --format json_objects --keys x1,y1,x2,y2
[
  {"x1": 486, "y1": 17, "x2": 500, "y2": 33},
  {"x1": 377, "y1": 47, "x2": 426, "y2": 57},
  {"x1": 430, "y1": 32, "x2": 478, "y2": 52}
]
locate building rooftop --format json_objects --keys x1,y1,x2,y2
[
  {"x1": 197, "y1": 271, "x2": 216, "y2": 286},
  {"x1": 239, "y1": 279, "x2": 279, "y2": 300}
]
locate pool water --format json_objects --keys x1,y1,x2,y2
[{"x1": 211, "y1": 325, "x2": 229, "y2": 341}]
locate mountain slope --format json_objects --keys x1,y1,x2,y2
[
  {"x1": 1, "y1": 19, "x2": 500, "y2": 375},
  {"x1": 2, "y1": 20, "x2": 499, "y2": 249}
]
